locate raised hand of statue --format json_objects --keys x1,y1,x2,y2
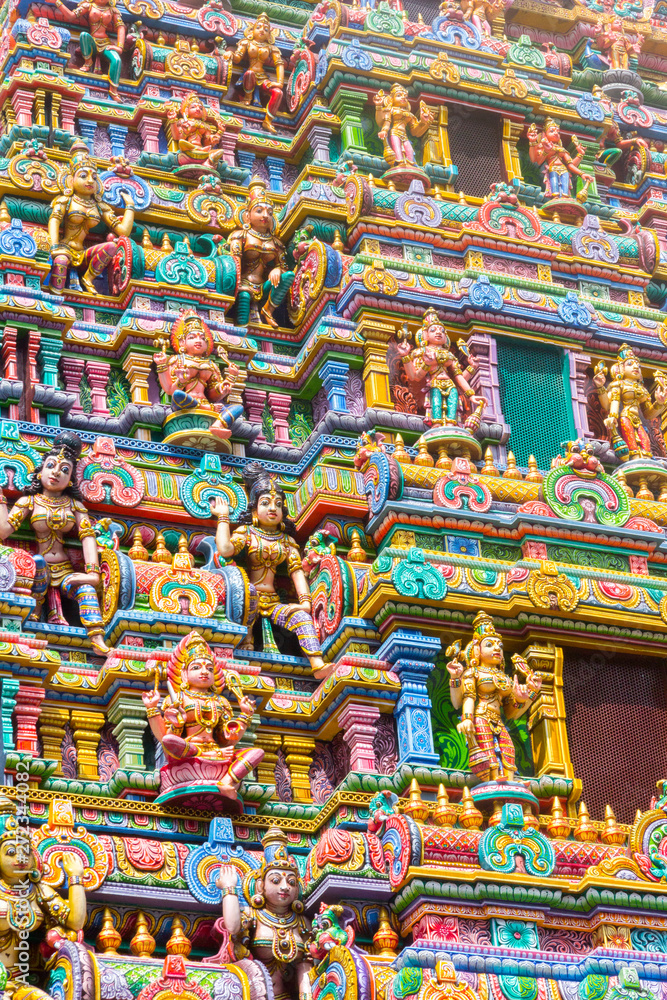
[
  {"x1": 142, "y1": 689, "x2": 161, "y2": 711},
  {"x1": 395, "y1": 340, "x2": 412, "y2": 357},
  {"x1": 238, "y1": 694, "x2": 256, "y2": 717},
  {"x1": 226, "y1": 361, "x2": 241, "y2": 381},
  {"x1": 216, "y1": 865, "x2": 238, "y2": 891},
  {"x1": 210, "y1": 496, "x2": 230, "y2": 518},
  {"x1": 120, "y1": 191, "x2": 134, "y2": 208},
  {"x1": 592, "y1": 368, "x2": 607, "y2": 390},
  {"x1": 61, "y1": 852, "x2": 85, "y2": 878},
  {"x1": 445, "y1": 640, "x2": 464, "y2": 681},
  {"x1": 655, "y1": 379, "x2": 667, "y2": 407}
]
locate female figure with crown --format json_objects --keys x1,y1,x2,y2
[
  {"x1": 46, "y1": 139, "x2": 134, "y2": 294},
  {"x1": 446, "y1": 612, "x2": 541, "y2": 782},
  {"x1": 48, "y1": 0, "x2": 125, "y2": 99},
  {"x1": 227, "y1": 179, "x2": 294, "y2": 329},
  {"x1": 212, "y1": 464, "x2": 329, "y2": 679},
  {"x1": 0, "y1": 796, "x2": 86, "y2": 1000},
  {"x1": 141, "y1": 630, "x2": 264, "y2": 800},
  {"x1": 0, "y1": 433, "x2": 110, "y2": 656},
  {"x1": 215, "y1": 826, "x2": 312, "y2": 1000},
  {"x1": 593, "y1": 343, "x2": 667, "y2": 461},
  {"x1": 223, "y1": 13, "x2": 284, "y2": 133}
]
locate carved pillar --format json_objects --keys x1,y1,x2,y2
[
  {"x1": 10, "y1": 89, "x2": 34, "y2": 127},
  {"x1": 78, "y1": 118, "x2": 97, "y2": 153},
  {"x1": 306, "y1": 123, "x2": 332, "y2": 162},
  {"x1": 71, "y1": 709, "x2": 106, "y2": 780},
  {"x1": 502, "y1": 119, "x2": 523, "y2": 182},
  {"x1": 39, "y1": 707, "x2": 70, "y2": 776},
  {"x1": 122, "y1": 351, "x2": 152, "y2": 440},
  {"x1": 267, "y1": 392, "x2": 291, "y2": 444},
  {"x1": 338, "y1": 702, "x2": 380, "y2": 772},
  {"x1": 39, "y1": 334, "x2": 64, "y2": 427},
  {"x1": 86, "y1": 361, "x2": 111, "y2": 416},
  {"x1": 320, "y1": 359, "x2": 349, "y2": 412},
  {"x1": 60, "y1": 356, "x2": 86, "y2": 413},
  {"x1": 237, "y1": 150, "x2": 256, "y2": 176},
  {"x1": 422, "y1": 105, "x2": 451, "y2": 171},
  {"x1": 1, "y1": 679, "x2": 19, "y2": 755},
  {"x1": 245, "y1": 387, "x2": 267, "y2": 442},
  {"x1": 358, "y1": 312, "x2": 395, "y2": 410},
  {"x1": 282, "y1": 734, "x2": 316, "y2": 803},
  {"x1": 467, "y1": 332, "x2": 510, "y2": 460},
  {"x1": 108, "y1": 696, "x2": 147, "y2": 770},
  {"x1": 218, "y1": 121, "x2": 242, "y2": 168},
  {"x1": 25, "y1": 329, "x2": 41, "y2": 423},
  {"x1": 380, "y1": 629, "x2": 440, "y2": 766},
  {"x1": 1, "y1": 327, "x2": 18, "y2": 420},
  {"x1": 572, "y1": 135, "x2": 600, "y2": 202},
  {"x1": 60, "y1": 98, "x2": 79, "y2": 134},
  {"x1": 568, "y1": 350, "x2": 593, "y2": 440},
  {"x1": 108, "y1": 123, "x2": 128, "y2": 157},
  {"x1": 14, "y1": 685, "x2": 45, "y2": 755},
  {"x1": 523, "y1": 643, "x2": 575, "y2": 781},
  {"x1": 265, "y1": 156, "x2": 284, "y2": 193},
  {"x1": 255, "y1": 732, "x2": 282, "y2": 794},
  {"x1": 138, "y1": 115, "x2": 162, "y2": 154},
  {"x1": 329, "y1": 88, "x2": 367, "y2": 158}
]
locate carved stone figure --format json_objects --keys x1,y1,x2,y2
[
  {"x1": 594, "y1": 16, "x2": 642, "y2": 71},
  {"x1": 142, "y1": 630, "x2": 264, "y2": 802},
  {"x1": 46, "y1": 139, "x2": 134, "y2": 293},
  {"x1": 0, "y1": 433, "x2": 110, "y2": 656},
  {"x1": 0, "y1": 796, "x2": 86, "y2": 1000},
  {"x1": 215, "y1": 826, "x2": 312, "y2": 999},
  {"x1": 49, "y1": 0, "x2": 126, "y2": 98},
  {"x1": 227, "y1": 179, "x2": 294, "y2": 328},
  {"x1": 212, "y1": 463, "x2": 329, "y2": 678},
  {"x1": 373, "y1": 84, "x2": 435, "y2": 170},
  {"x1": 166, "y1": 94, "x2": 227, "y2": 173},
  {"x1": 527, "y1": 118, "x2": 593, "y2": 200},
  {"x1": 446, "y1": 612, "x2": 541, "y2": 782},
  {"x1": 593, "y1": 343, "x2": 667, "y2": 461},
  {"x1": 224, "y1": 12, "x2": 284, "y2": 132}
]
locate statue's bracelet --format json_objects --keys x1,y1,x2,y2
[
  {"x1": 145, "y1": 707, "x2": 161, "y2": 719},
  {"x1": 451, "y1": 679, "x2": 461, "y2": 688},
  {"x1": 69, "y1": 876, "x2": 83, "y2": 886},
  {"x1": 220, "y1": 887, "x2": 236, "y2": 898},
  {"x1": 85, "y1": 562, "x2": 98, "y2": 574}
]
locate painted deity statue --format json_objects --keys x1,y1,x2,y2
[
  {"x1": 224, "y1": 13, "x2": 284, "y2": 133},
  {"x1": 216, "y1": 826, "x2": 312, "y2": 1000},
  {"x1": 212, "y1": 463, "x2": 329, "y2": 679},
  {"x1": 0, "y1": 433, "x2": 109, "y2": 656},
  {"x1": 373, "y1": 84, "x2": 435, "y2": 169},
  {"x1": 227, "y1": 179, "x2": 294, "y2": 329},
  {"x1": 46, "y1": 139, "x2": 134, "y2": 294},
  {"x1": 166, "y1": 94, "x2": 227, "y2": 171},
  {"x1": 527, "y1": 119, "x2": 593, "y2": 200},
  {"x1": 141, "y1": 631, "x2": 264, "y2": 800},
  {"x1": 459, "y1": 0, "x2": 505, "y2": 35},
  {"x1": 594, "y1": 16, "x2": 641, "y2": 71},
  {"x1": 48, "y1": 0, "x2": 125, "y2": 98},
  {"x1": 396, "y1": 308, "x2": 486, "y2": 429},
  {"x1": 593, "y1": 343, "x2": 667, "y2": 461},
  {"x1": 154, "y1": 310, "x2": 243, "y2": 443},
  {"x1": 0, "y1": 796, "x2": 86, "y2": 1000},
  {"x1": 446, "y1": 612, "x2": 541, "y2": 782}
]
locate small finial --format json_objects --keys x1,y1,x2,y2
[
  {"x1": 161, "y1": 232, "x2": 174, "y2": 252},
  {"x1": 166, "y1": 916, "x2": 192, "y2": 956},
  {"x1": 458, "y1": 786, "x2": 483, "y2": 830},
  {"x1": 523, "y1": 806, "x2": 539, "y2": 830},
  {"x1": 658, "y1": 486, "x2": 667, "y2": 503},
  {"x1": 392, "y1": 433, "x2": 410, "y2": 464},
  {"x1": 130, "y1": 913, "x2": 156, "y2": 957},
  {"x1": 414, "y1": 436, "x2": 434, "y2": 468},
  {"x1": 347, "y1": 528, "x2": 367, "y2": 564},
  {"x1": 435, "y1": 446, "x2": 452, "y2": 471},
  {"x1": 547, "y1": 796, "x2": 570, "y2": 839},
  {"x1": 141, "y1": 228, "x2": 153, "y2": 249},
  {"x1": 128, "y1": 527, "x2": 148, "y2": 562},
  {"x1": 373, "y1": 906, "x2": 399, "y2": 956},
  {"x1": 433, "y1": 185, "x2": 443, "y2": 201},
  {"x1": 368, "y1": 173, "x2": 375, "y2": 186},
  {"x1": 525, "y1": 455, "x2": 543, "y2": 483},
  {"x1": 0, "y1": 201, "x2": 11, "y2": 227},
  {"x1": 616, "y1": 470, "x2": 633, "y2": 497},
  {"x1": 332, "y1": 229, "x2": 345, "y2": 252},
  {"x1": 433, "y1": 784, "x2": 456, "y2": 828},
  {"x1": 636, "y1": 477, "x2": 653, "y2": 501},
  {"x1": 97, "y1": 908, "x2": 122, "y2": 954},
  {"x1": 151, "y1": 532, "x2": 171, "y2": 564},
  {"x1": 402, "y1": 778, "x2": 429, "y2": 823},
  {"x1": 458, "y1": 190, "x2": 466, "y2": 204},
  {"x1": 502, "y1": 451, "x2": 523, "y2": 480},
  {"x1": 574, "y1": 800, "x2": 597, "y2": 842},
  {"x1": 481, "y1": 447, "x2": 499, "y2": 477},
  {"x1": 600, "y1": 804, "x2": 625, "y2": 845}
]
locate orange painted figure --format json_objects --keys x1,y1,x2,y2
[{"x1": 224, "y1": 13, "x2": 284, "y2": 132}]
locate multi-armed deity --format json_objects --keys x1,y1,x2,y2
[
  {"x1": 46, "y1": 139, "x2": 134, "y2": 294},
  {"x1": 212, "y1": 463, "x2": 329, "y2": 679},
  {"x1": 48, "y1": 0, "x2": 125, "y2": 98},
  {"x1": 0, "y1": 795, "x2": 87, "y2": 1000},
  {"x1": 527, "y1": 119, "x2": 593, "y2": 204},
  {"x1": 593, "y1": 343, "x2": 667, "y2": 462},
  {"x1": 166, "y1": 94, "x2": 228, "y2": 174},
  {"x1": 142, "y1": 630, "x2": 264, "y2": 806},
  {"x1": 374, "y1": 84, "x2": 435, "y2": 184},
  {"x1": 224, "y1": 13, "x2": 284, "y2": 133},
  {"x1": 227, "y1": 179, "x2": 294, "y2": 328},
  {"x1": 0, "y1": 433, "x2": 110, "y2": 656},
  {"x1": 214, "y1": 827, "x2": 312, "y2": 1000},
  {"x1": 154, "y1": 309, "x2": 244, "y2": 450},
  {"x1": 446, "y1": 612, "x2": 542, "y2": 783}
]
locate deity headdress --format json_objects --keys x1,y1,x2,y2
[
  {"x1": 259, "y1": 826, "x2": 300, "y2": 878},
  {"x1": 167, "y1": 630, "x2": 226, "y2": 694},
  {"x1": 415, "y1": 307, "x2": 449, "y2": 349},
  {"x1": 239, "y1": 177, "x2": 275, "y2": 231},
  {"x1": 27, "y1": 432, "x2": 84, "y2": 498},
  {"x1": 611, "y1": 342, "x2": 640, "y2": 380},
  {"x1": 244, "y1": 11, "x2": 276, "y2": 43},
  {"x1": 60, "y1": 139, "x2": 104, "y2": 200},
  {"x1": 0, "y1": 796, "x2": 39, "y2": 880},
  {"x1": 463, "y1": 611, "x2": 504, "y2": 669},
  {"x1": 170, "y1": 309, "x2": 215, "y2": 356}
]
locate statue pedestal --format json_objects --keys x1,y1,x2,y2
[
  {"x1": 162, "y1": 407, "x2": 232, "y2": 453},
  {"x1": 613, "y1": 456, "x2": 667, "y2": 501},
  {"x1": 155, "y1": 758, "x2": 244, "y2": 812},
  {"x1": 382, "y1": 164, "x2": 431, "y2": 191},
  {"x1": 423, "y1": 424, "x2": 482, "y2": 461},
  {"x1": 602, "y1": 67, "x2": 643, "y2": 101},
  {"x1": 470, "y1": 778, "x2": 538, "y2": 813},
  {"x1": 541, "y1": 197, "x2": 588, "y2": 224}
]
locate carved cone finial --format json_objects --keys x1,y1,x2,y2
[
  {"x1": 459, "y1": 786, "x2": 483, "y2": 830},
  {"x1": 601, "y1": 804, "x2": 625, "y2": 845},
  {"x1": 97, "y1": 908, "x2": 122, "y2": 954},
  {"x1": 128, "y1": 527, "x2": 148, "y2": 562},
  {"x1": 166, "y1": 916, "x2": 192, "y2": 956},
  {"x1": 502, "y1": 451, "x2": 523, "y2": 480},
  {"x1": 574, "y1": 800, "x2": 597, "y2": 842},
  {"x1": 130, "y1": 913, "x2": 156, "y2": 956}
]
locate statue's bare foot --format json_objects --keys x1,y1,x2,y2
[
  {"x1": 260, "y1": 305, "x2": 279, "y2": 328},
  {"x1": 81, "y1": 269, "x2": 97, "y2": 294},
  {"x1": 210, "y1": 423, "x2": 232, "y2": 441}
]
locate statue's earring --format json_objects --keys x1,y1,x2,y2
[
  {"x1": 291, "y1": 899, "x2": 304, "y2": 914},
  {"x1": 252, "y1": 513, "x2": 259, "y2": 528},
  {"x1": 251, "y1": 892, "x2": 265, "y2": 908}
]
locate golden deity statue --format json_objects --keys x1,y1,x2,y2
[
  {"x1": 224, "y1": 12, "x2": 284, "y2": 133},
  {"x1": 212, "y1": 463, "x2": 329, "y2": 679},
  {"x1": 459, "y1": 0, "x2": 505, "y2": 36},
  {"x1": 373, "y1": 83, "x2": 435, "y2": 170},
  {"x1": 0, "y1": 433, "x2": 109, "y2": 656},
  {"x1": 447, "y1": 612, "x2": 541, "y2": 782},
  {"x1": 593, "y1": 343, "x2": 667, "y2": 461},
  {"x1": 46, "y1": 139, "x2": 134, "y2": 293},
  {"x1": 227, "y1": 179, "x2": 294, "y2": 329},
  {"x1": 0, "y1": 797, "x2": 87, "y2": 1000},
  {"x1": 48, "y1": 0, "x2": 125, "y2": 98},
  {"x1": 166, "y1": 94, "x2": 227, "y2": 171},
  {"x1": 214, "y1": 827, "x2": 312, "y2": 1000},
  {"x1": 142, "y1": 631, "x2": 264, "y2": 801},
  {"x1": 594, "y1": 16, "x2": 642, "y2": 71}
]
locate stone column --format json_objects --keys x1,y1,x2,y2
[
  {"x1": 521, "y1": 643, "x2": 574, "y2": 781},
  {"x1": 237, "y1": 150, "x2": 256, "y2": 176},
  {"x1": 122, "y1": 351, "x2": 153, "y2": 440},
  {"x1": 10, "y1": 89, "x2": 34, "y2": 127},
  {"x1": 267, "y1": 392, "x2": 291, "y2": 444},
  {"x1": 40, "y1": 707, "x2": 70, "y2": 776},
  {"x1": 60, "y1": 356, "x2": 86, "y2": 413},
  {"x1": 502, "y1": 119, "x2": 524, "y2": 182},
  {"x1": 138, "y1": 116, "x2": 162, "y2": 154},
  {"x1": 379, "y1": 629, "x2": 441, "y2": 766},
  {"x1": 306, "y1": 123, "x2": 332, "y2": 163},
  {"x1": 86, "y1": 361, "x2": 111, "y2": 416},
  {"x1": 14, "y1": 685, "x2": 46, "y2": 755},
  {"x1": 108, "y1": 123, "x2": 128, "y2": 158},
  {"x1": 1, "y1": 679, "x2": 19, "y2": 755},
  {"x1": 568, "y1": 350, "x2": 593, "y2": 440},
  {"x1": 282, "y1": 734, "x2": 316, "y2": 803},
  {"x1": 71, "y1": 709, "x2": 106, "y2": 780},
  {"x1": 245, "y1": 387, "x2": 267, "y2": 442},
  {"x1": 338, "y1": 702, "x2": 380, "y2": 772},
  {"x1": 39, "y1": 335, "x2": 64, "y2": 427},
  {"x1": 265, "y1": 156, "x2": 284, "y2": 193},
  {"x1": 108, "y1": 696, "x2": 147, "y2": 770},
  {"x1": 255, "y1": 732, "x2": 282, "y2": 793},
  {"x1": 25, "y1": 329, "x2": 41, "y2": 423},
  {"x1": 358, "y1": 312, "x2": 394, "y2": 410},
  {"x1": 1, "y1": 328, "x2": 18, "y2": 420},
  {"x1": 78, "y1": 119, "x2": 97, "y2": 153},
  {"x1": 320, "y1": 359, "x2": 349, "y2": 412},
  {"x1": 467, "y1": 332, "x2": 510, "y2": 459},
  {"x1": 329, "y1": 88, "x2": 367, "y2": 158},
  {"x1": 60, "y1": 98, "x2": 79, "y2": 134}
]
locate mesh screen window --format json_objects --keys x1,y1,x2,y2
[
  {"x1": 447, "y1": 107, "x2": 502, "y2": 199},
  {"x1": 563, "y1": 649, "x2": 667, "y2": 823},
  {"x1": 496, "y1": 337, "x2": 575, "y2": 468}
]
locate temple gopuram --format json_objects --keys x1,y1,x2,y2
[{"x1": 6, "y1": 0, "x2": 667, "y2": 996}]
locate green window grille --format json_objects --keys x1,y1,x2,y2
[{"x1": 496, "y1": 338, "x2": 575, "y2": 469}]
